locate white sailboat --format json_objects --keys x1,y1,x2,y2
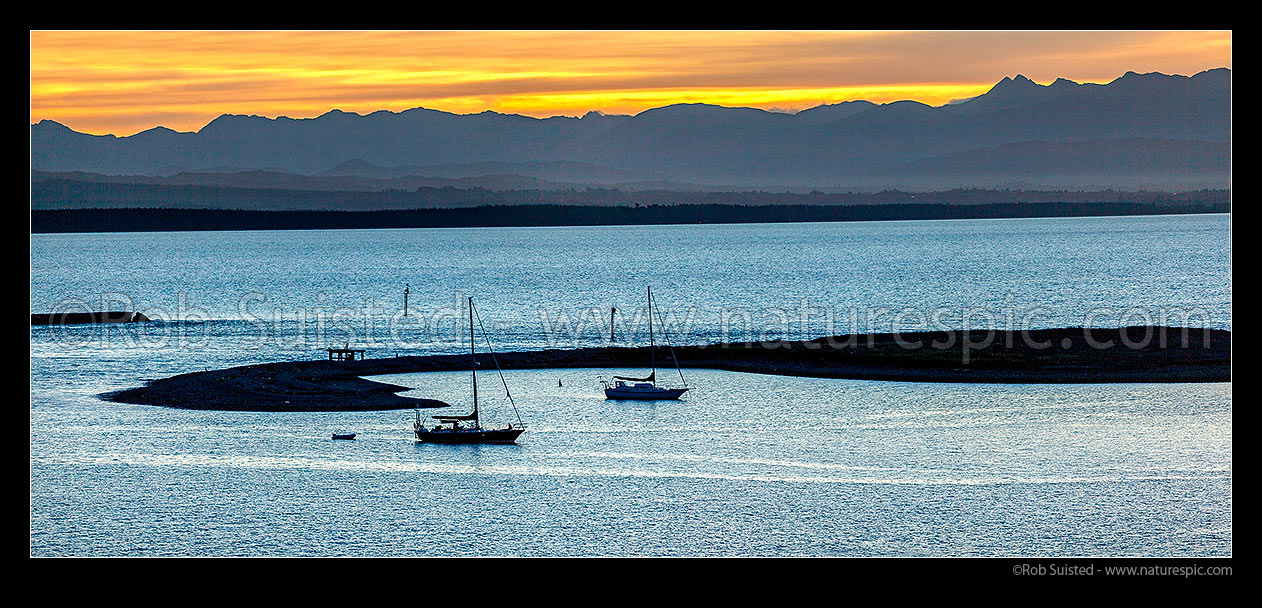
[{"x1": 601, "y1": 286, "x2": 690, "y2": 400}]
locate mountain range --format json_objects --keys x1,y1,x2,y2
[{"x1": 30, "y1": 68, "x2": 1231, "y2": 192}]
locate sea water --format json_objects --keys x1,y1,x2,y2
[{"x1": 29, "y1": 214, "x2": 1231, "y2": 556}]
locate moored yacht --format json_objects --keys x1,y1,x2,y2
[
  {"x1": 414, "y1": 296, "x2": 525, "y2": 444},
  {"x1": 601, "y1": 285, "x2": 690, "y2": 400}
]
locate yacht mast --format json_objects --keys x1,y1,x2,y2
[
  {"x1": 469, "y1": 296, "x2": 479, "y2": 428},
  {"x1": 648, "y1": 285, "x2": 656, "y2": 383}
]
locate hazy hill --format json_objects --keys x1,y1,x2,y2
[
  {"x1": 29, "y1": 168, "x2": 728, "y2": 194},
  {"x1": 318, "y1": 158, "x2": 675, "y2": 184},
  {"x1": 869, "y1": 138, "x2": 1231, "y2": 190},
  {"x1": 30, "y1": 69, "x2": 1230, "y2": 191}
]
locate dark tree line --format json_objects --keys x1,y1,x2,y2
[{"x1": 32, "y1": 201, "x2": 1230, "y2": 233}]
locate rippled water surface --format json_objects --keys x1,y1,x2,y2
[{"x1": 30, "y1": 215, "x2": 1231, "y2": 556}]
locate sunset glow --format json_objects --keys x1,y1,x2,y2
[{"x1": 30, "y1": 30, "x2": 1232, "y2": 136}]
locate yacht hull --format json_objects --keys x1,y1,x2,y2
[
  {"x1": 415, "y1": 428, "x2": 524, "y2": 444},
  {"x1": 604, "y1": 387, "x2": 688, "y2": 400}
]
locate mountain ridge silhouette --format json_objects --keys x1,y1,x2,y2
[{"x1": 31, "y1": 68, "x2": 1231, "y2": 190}]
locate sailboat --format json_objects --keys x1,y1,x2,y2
[
  {"x1": 601, "y1": 286, "x2": 690, "y2": 400},
  {"x1": 414, "y1": 297, "x2": 525, "y2": 444}
]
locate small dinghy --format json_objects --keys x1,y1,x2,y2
[{"x1": 332, "y1": 433, "x2": 357, "y2": 440}]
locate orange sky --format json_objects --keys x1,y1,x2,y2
[{"x1": 30, "y1": 30, "x2": 1231, "y2": 136}]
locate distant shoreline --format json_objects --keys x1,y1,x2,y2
[
  {"x1": 33, "y1": 201, "x2": 1229, "y2": 233},
  {"x1": 103, "y1": 326, "x2": 1231, "y2": 412},
  {"x1": 31, "y1": 311, "x2": 149, "y2": 325}
]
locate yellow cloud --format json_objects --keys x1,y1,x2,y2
[{"x1": 31, "y1": 30, "x2": 1231, "y2": 135}]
